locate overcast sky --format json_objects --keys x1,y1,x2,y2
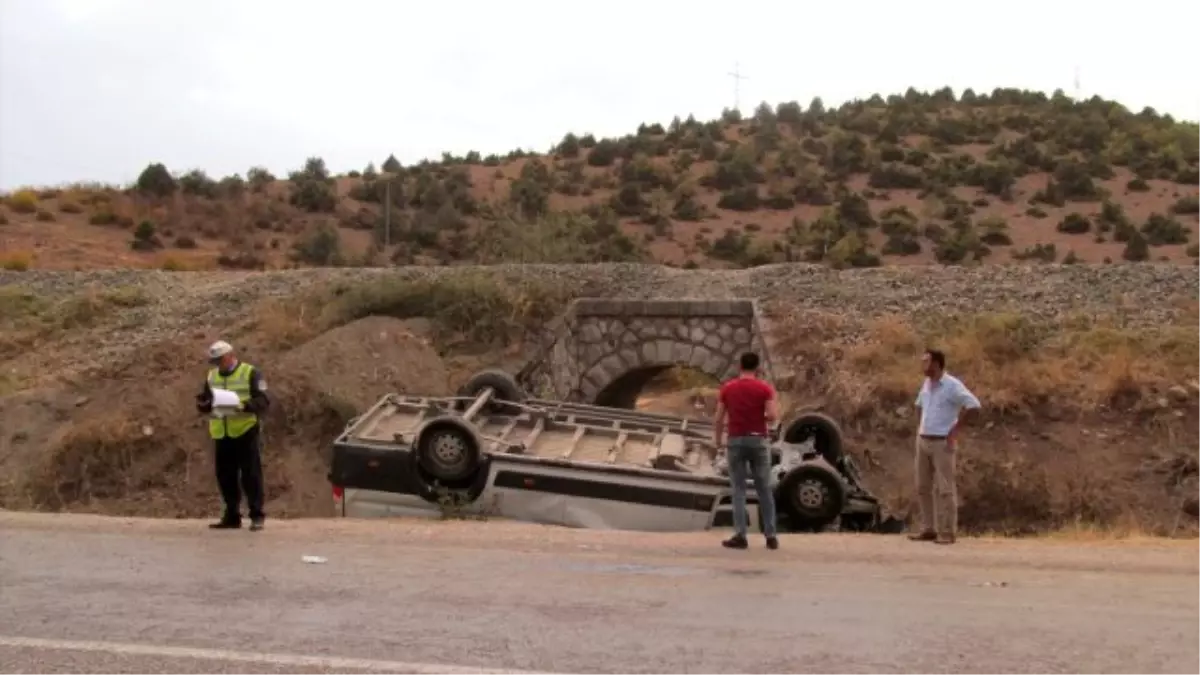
[{"x1": 1, "y1": 0, "x2": 1197, "y2": 190}]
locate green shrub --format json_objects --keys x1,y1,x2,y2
[
  {"x1": 130, "y1": 220, "x2": 162, "y2": 251},
  {"x1": 587, "y1": 140, "x2": 619, "y2": 167},
  {"x1": 1126, "y1": 177, "x2": 1150, "y2": 192},
  {"x1": 135, "y1": 163, "x2": 176, "y2": 197},
  {"x1": 6, "y1": 189, "x2": 38, "y2": 213},
  {"x1": 179, "y1": 169, "x2": 219, "y2": 198},
  {"x1": 1141, "y1": 213, "x2": 1189, "y2": 245},
  {"x1": 1012, "y1": 243, "x2": 1057, "y2": 263},
  {"x1": 716, "y1": 186, "x2": 760, "y2": 211},
  {"x1": 978, "y1": 216, "x2": 1012, "y2": 245},
  {"x1": 1056, "y1": 212, "x2": 1091, "y2": 235},
  {"x1": 1170, "y1": 195, "x2": 1199, "y2": 215},
  {"x1": 1122, "y1": 231, "x2": 1149, "y2": 261},
  {"x1": 291, "y1": 223, "x2": 343, "y2": 265}
]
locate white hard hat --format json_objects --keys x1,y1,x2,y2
[{"x1": 207, "y1": 340, "x2": 234, "y2": 361}]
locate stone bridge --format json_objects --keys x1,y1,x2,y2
[{"x1": 516, "y1": 299, "x2": 776, "y2": 408}]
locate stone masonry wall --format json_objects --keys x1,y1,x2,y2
[{"x1": 522, "y1": 299, "x2": 774, "y2": 404}]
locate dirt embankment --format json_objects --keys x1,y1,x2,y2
[{"x1": 1, "y1": 263, "x2": 1197, "y2": 534}]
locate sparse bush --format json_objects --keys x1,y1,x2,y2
[
  {"x1": 247, "y1": 166, "x2": 275, "y2": 192},
  {"x1": 89, "y1": 211, "x2": 120, "y2": 226},
  {"x1": 288, "y1": 157, "x2": 337, "y2": 213},
  {"x1": 716, "y1": 186, "x2": 760, "y2": 211},
  {"x1": 1012, "y1": 243, "x2": 1057, "y2": 263},
  {"x1": 868, "y1": 163, "x2": 924, "y2": 190},
  {"x1": 0, "y1": 251, "x2": 32, "y2": 271},
  {"x1": 1062, "y1": 250, "x2": 1080, "y2": 264},
  {"x1": 1170, "y1": 195, "x2": 1199, "y2": 215},
  {"x1": 672, "y1": 191, "x2": 706, "y2": 221},
  {"x1": 1025, "y1": 206, "x2": 1048, "y2": 219},
  {"x1": 135, "y1": 163, "x2": 177, "y2": 197},
  {"x1": 978, "y1": 216, "x2": 1012, "y2": 245},
  {"x1": 1122, "y1": 231, "x2": 1149, "y2": 261},
  {"x1": 291, "y1": 223, "x2": 343, "y2": 265},
  {"x1": 174, "y1": 235, "x2": 197, "y2": 249},
  {"x1": 219, "y1": 174, "x2": 246, "y2": 198},
  {"x1": 882, "y1": 234, "x2": 921, "y2": 256},
  {"x1": 1141, "y1": 213, "x2": 1189, "y2": 246},
  {"x1": 317, "y1": 272, "x2": 571, "y2": 348},
  {"x1": 130, "y1": 220, "x2": 163, "y2": 252},
  {"x1": 178, "y1": 169, "x2": 219, "y2": 198},
  {"x1": 826, "y1": 231, "x2": 881, "y2": 269},
  {"x1": 6, "y1": 189, "x2": 38, "y2": 214},
  {"x1": 1186, "y1": 243, "x2": 1199, "y2": 258},
  {"x1": 964, "y1": 161, "x2": 1016, "y2": 199},
  {"x1": 587, "y1": 139, "x2": 619, "y2": 167},
  {"x1": 1056, "y1": 212, "x2": 1091, "y2": 235},
  {"x1": 1126, "y1": 177, "x2": 1150, "y2": 192},
  {"x1": 793, "y1": 171, "x2": 833, "y2": 206},
  {"x1": 35, "y1": 209, "x2": 55, "y2": 222},
  {"x1": 58, "y1": 201, "x2": 84, "y2": 214}
]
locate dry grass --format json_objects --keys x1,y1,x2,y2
[
  {"x1": 254, "y1": 271, "x2": 572, "y2": 352},
  {"x1": 768, "y1": 304, "x2": 1199, "y2": 535},
  {"x1": 5, "y1": 189, "x2": 38, "y2": 214},
  {"x1": 0, "y1": 250, "x2": 33, "y2": 271},
  {"x1": 772, "y1": 305, "x2": 1199, "y2": 427},
  {"x1": 0, "y1": 285, "x2": 151, "y2": 358}
]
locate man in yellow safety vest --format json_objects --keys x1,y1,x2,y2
[{"x1": 195, "y1": 340, "x2": 271, "y2": 531}]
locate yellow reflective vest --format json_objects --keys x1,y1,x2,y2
[{"x1": 207, "y1": 362, "x2": 259, "y2": 439}]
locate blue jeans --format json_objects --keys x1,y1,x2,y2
[{"x1": 727, "y1": 436, "x2": 778, "y2": 538}]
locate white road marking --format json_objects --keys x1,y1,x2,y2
[{"x1": 0, "y1": 635, "x2": 540, "y2": 674}]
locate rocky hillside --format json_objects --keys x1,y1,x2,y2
[{"x1": 2, "y1": 87, "x2": 1197, "y2": 271}]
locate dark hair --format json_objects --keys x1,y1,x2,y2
[
  {"x1": 925, "y1": 349, "x2": 946, "y2": 370},
  {"x1": 739, "y1": 352, "x2": 760, "y2": 371}
]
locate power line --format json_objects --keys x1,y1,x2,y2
[{"x1": 727, "y1": 62, "x2": 749, "y2": 112}]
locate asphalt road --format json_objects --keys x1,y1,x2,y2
[{"x1": 0, "y1": 512, "x2": 1196, "y2": 674}]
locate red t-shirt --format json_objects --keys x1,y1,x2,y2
[{"x1": 719, "y1": 376, "x2": 775, "y2": 437}]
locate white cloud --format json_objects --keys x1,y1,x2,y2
[{"x1": 2, "y1": 0, "x2": 1198, "y2": 189}]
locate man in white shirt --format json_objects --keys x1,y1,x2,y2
[{"x1": 910, "y1": 349, "x2": 980, "y2": 545}]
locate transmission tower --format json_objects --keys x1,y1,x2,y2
[{"x1": 728, "y1": 62, "x2": 749, "y2": 112}]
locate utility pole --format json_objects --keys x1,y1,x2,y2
[
  {"x1": 384, "y1": 180, "x2": 392, "y2": 248},
  {"x1": 727, "y1": 62, "x2": 749, "y2": 112},
  {"x1": 1073, "y1": 65, "x2": 1081, "y2": 101}
]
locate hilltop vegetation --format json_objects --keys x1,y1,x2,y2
[{"x1": 1, "y1": 86, "x2": 1198, "y2": 271}]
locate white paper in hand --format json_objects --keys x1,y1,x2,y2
[{"x1": 210, "y1": 388, "x2": 241, "y2": 417}]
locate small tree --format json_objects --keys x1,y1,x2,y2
[
  {"x1": 247, "y1": 166, "x2": 275, "y2": 192},
  {"x1": 382, "y1": 154, "x2": 402, "y2": 173},
  {"x1": 135, "y1": 163, "x2": 176, "y2": 197},
  {"x1": 130, "y1": 220, "x2": 162, "y2": 251},
  {"x1": 1122, "y1": 231, "x2": 1149, "y2": 261},
  {"x1": 291, "y1": 223, "x2": 342, "y2": 265}
]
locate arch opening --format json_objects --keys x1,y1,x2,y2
[{"x1": 593, "y1": 365, "x2": 721, "y2": 416}]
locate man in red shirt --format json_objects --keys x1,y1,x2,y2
[{"x1": 713, "y1": 352, "x2": 780, "y2": 550}]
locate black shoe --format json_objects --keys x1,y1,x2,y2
[
  {"x1": 907, "y1": 531, "x2": 937, "y2": 542},
  {"x1": 766, "y1": 536, "x2": 779, "y2": 550},
  {"x1": 209, "y1": 520, "x2": 241, "y2": 530},
  {"x1": 722, "y1": 534, "x2": 748, "y2": 550},
  {"x1": 249, "y1": 519, "x2": 264, "y2": 532}
]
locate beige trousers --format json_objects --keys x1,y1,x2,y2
[{"x1": 915, "y1": 436, "x2": 957, "y2": 535}]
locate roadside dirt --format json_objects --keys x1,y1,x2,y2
[{"x1": 1, "y1": 316, "x2": 447, "y2": 519}]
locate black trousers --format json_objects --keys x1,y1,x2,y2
[{"x1": 213, "y1": 425, "x2": 265, "y2": 522}]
